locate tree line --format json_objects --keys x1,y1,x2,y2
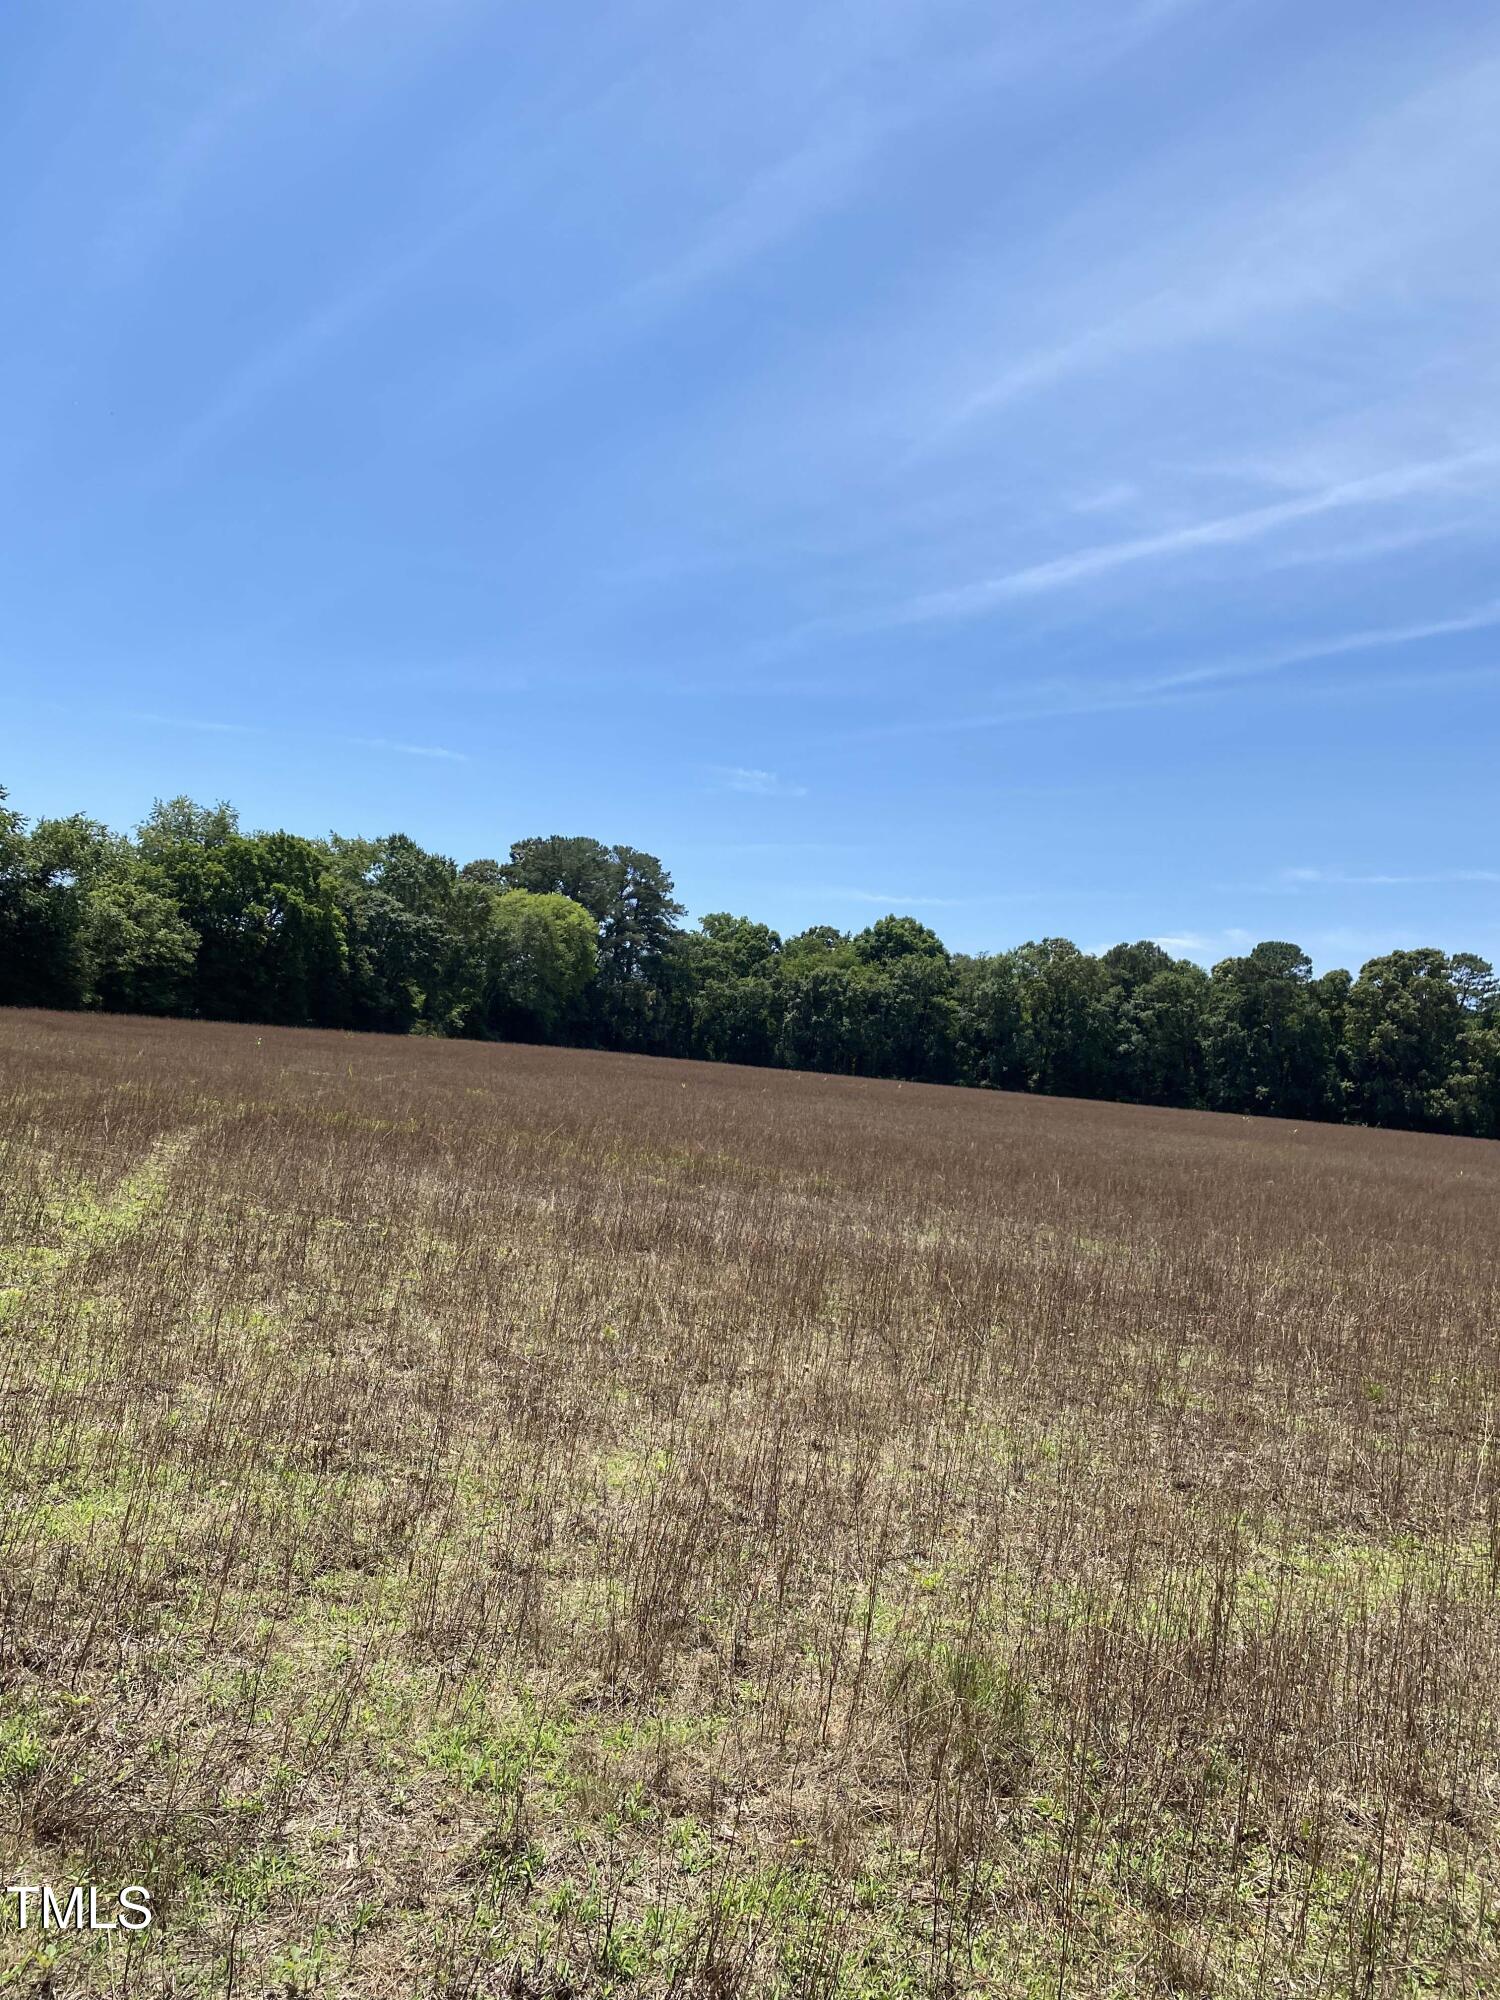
[{"x1": 3, "y1": 785, "x2": 1497, "y2": 1137}]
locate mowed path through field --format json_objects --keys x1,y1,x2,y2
[{"x1": 0, "y1": 1010, "x2": 1497, "y2": 1997}]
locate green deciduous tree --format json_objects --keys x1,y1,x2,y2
[
  {"x1": 680, "y1": 915, "x2": 785, "y2": 1066},
  {"x1": 485, "y1": 889, "x2": 597, "y2": 1037},
  {"x1": 1343, "y1": 949, "x2": 1473, "y2": 1130},
  {"x1": 79, "y1": 878, "x2": 199, "y2": 1014},
  {"x1": 26, "y1": 812, "x2": 198, "y2": 1015},
  {"x1": 502, "y1": 835, "x2": 684, "y2": 1049},
  {"x1": 5, "y1": 781, "x2": 1498, "y2": 1139},
  {"x1": 1010, "y1": 939, "x2": 1113, "y2": 1099},
  {"x1": 1106, "y1": 958, "x2": 1210, "y2": 1108},
  {"x1": 1203, "y1": 942, "x2": 1337, "y2": 1120},
  {"x1": 697, "y1": 912, "x2": 782, "y2": 980},
  {"x1": 141, "y1": 802, "x2": 347, "y2": 1026},
  {"x1": 0, "y1": 791, "x2": 87, "y2": 1007},
  {"x1": 954, "y1": 953, "x2": 1027, "y2": 1091},
  {"x1": 777, "y1": 961, "x2": 873, "y2": 1074},
  {"x1": 852, "y1": 914, "x2": 949, "y2": 967},
  {"x1": 861, "y1": 952, "x2": 958, "y2": 1082}
]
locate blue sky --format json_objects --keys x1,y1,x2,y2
[{"x1": 3, "y1": 0, "x2": 1497, "y2": 970}]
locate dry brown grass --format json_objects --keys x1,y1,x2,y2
[{"x1": 0, "y1": 1008, "x2": 1496, "y2": 1998}]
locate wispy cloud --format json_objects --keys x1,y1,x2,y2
[
  {"x1": 1149, "y1": 600, "x2": 1500, "y2": 693},
  {"x1": 566, "y1": 0, "x2": 1212, "y2": 341},
  {"x1": 947, "y1": 55, "x2": 1500, "y2": 423},
  {"x1": 823, "y1": 889, "x2": 966, "y2": 908},
  {"x1": 100, "y1": 0, "x2": 486, "y2": 286},
  {"x1": 837, "y1": 589, "x2": 1500, "y2": 743},
  {"x1": 1278, "y1": 866, "x2": 1500, "y2": 889},
  {"x1": 150, "y1": 191, "x2": 497, "y2": 481},
  {"x1": 149, "y1": 48, "x2": 900, "y2": 470},
  {"x1": 885, "y1": 452, "x2": 1497, "y2": 623},
  {"x1": 100, "y1": 15, "x2": 340, "y2": 283},
  {"x1": 1071, "y1": 481, "x2": 1140, "y2": 515},
  {"x1": 148, "y1": 0, "x2": 1214, "y2": 470},
  {"x1": 126, "y1": 714, "x2": 468, "y2": 761},
  {"x1": 128, "y1": 711, "x2": 261, "y2": 735},
  {"x1": 709, "y1": 765, "x2": 808, "y2": 797},
  {"x1": 624, "y1": 125, "x2": 877, "y2": 318},
  {"x1": 345, "y1": 736, "x2": 470, "y2": 762},
  {"x1": 1151, "y1": 928, "x2": 1254, "y2": 954}
]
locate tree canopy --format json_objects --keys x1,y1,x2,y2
[{"x1": 2, "y1": 783, "x2": 1496, "y2": 1138}]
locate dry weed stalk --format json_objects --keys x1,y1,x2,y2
[{"x1": 0, "y1": 1009, "x2": 1496, "y2": 1996}]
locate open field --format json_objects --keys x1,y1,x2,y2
[{"x1": 0, "y1": 1009, "x2": 1496, "y2": 1998}]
